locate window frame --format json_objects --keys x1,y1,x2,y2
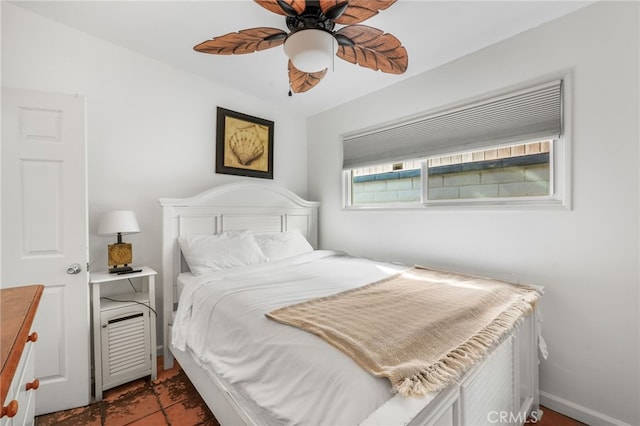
[
  {"x1": 421, "y1": 138, "x2": 558, "y2": 206},
  {"x1": 342, "y1": 74, "x2": 572, "y2": 210}
]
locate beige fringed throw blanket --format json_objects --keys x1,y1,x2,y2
[{"x1": 266, "y1": 266, "x2": 540, "y2": 397}]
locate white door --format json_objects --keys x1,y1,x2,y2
[{"x1": 1, "y1": 87, "x2": 91, "y2": 414}]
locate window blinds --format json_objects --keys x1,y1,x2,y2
[{"x1": 342, "y1": 80, "x2": 562, "y2": 170}]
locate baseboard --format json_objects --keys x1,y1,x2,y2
[{"x1": 540, "y1": 391, "x2": 632, "y2": 426}]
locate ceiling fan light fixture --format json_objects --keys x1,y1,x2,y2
[{"x1": 284, "y1": 28, "x2": 336, "y2": 73}]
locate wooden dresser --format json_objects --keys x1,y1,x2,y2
[{"x1": 1, "y1": 285, "x2": 43, "y2": 426}]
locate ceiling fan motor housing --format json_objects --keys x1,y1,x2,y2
[{"x1": 285, "y1": 5, "x2": 336, "y2": 32}]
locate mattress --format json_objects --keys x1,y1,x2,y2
[{"x1": 172, "y1": 250, "x2": 408, "y2": 425}]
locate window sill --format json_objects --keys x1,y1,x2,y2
[{"x1": 344, "y1": 197, "x2": 569, "y2": 211}]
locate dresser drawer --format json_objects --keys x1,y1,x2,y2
[
  {"x1": 1, "y1": 342, "x2": 37, "y2": 426},
  {"x1": 1, "y1": 286, "x2": 43, "y2": 426}
]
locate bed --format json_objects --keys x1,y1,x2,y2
[{"x1": 159, "y1": 182, "x2": 543, "y2": 426}]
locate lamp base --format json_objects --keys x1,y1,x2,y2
[{"x1": 109, "y1": 266, "x2": 133, "y2": 274}]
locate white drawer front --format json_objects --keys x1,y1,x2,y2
[{"x1": 2, "y1": 341, "x2": 36, "y2": 426}]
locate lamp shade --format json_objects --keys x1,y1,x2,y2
[
  {"x1": 98, "y1": 210, "x2": 140, "y2": 236},
  {"x1": 284, "y1": 29, "x2": 336, "y2": 73}
]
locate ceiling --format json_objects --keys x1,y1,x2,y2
[{"x1": 12, "y1": 1, "x2": 593, "y2": 117}]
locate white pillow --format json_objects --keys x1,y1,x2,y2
[
  {"x1": 253, "y1": 230, "x2": 313, "y2": 262},
  {"x1": 178, "y1": 231, "x2": 267, "y2": 276}
]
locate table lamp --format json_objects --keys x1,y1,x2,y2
[{"x1": 98, "y1": 210, "x2": 140, "y2": 273}]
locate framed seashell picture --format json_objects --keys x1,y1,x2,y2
[{"x1": 216, "y1": 107, "x2": 274, "y2": 179}]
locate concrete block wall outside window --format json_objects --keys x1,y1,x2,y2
[
  {"x1": 428, "y1": 162, "x2": 549, "y2": 200},
  {"x1": 351, "y1": 152, "x2": 550, "y2": 205},
  {"x1": 352, "y1": 173, "x2": 421, "y2": 204}
]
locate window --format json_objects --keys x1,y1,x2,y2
[
  {"x1": 348, "y1": 140, "x2": 554, "y2": 206},
  {"x1": 426, "y1": 140, "x2": 552, "y2": 202},
  {"x1": 350, "y1": 160, "x2": 422, "y2": 205},
  {"x1": 343, "y1": 78, "x2": 569, "y2": 208}
]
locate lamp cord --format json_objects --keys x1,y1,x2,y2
[
  {"x1": 128, "y1": 278, "x2": 137, "y2": 292},
  {"x1": 100, "y1": 278, "x2": 157, "y2": 316}
]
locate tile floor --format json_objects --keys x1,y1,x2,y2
[
  {"x1": 533, "y1": 408, "x2": 588, "y2": 426},
  {"x1": 35, "y1": 357, "x2": 218, "y2": 426},
  {"x1": 36, "y1": 356, "x2": 585, "y2": 426}
]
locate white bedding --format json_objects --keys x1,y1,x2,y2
[
  {"x1": 176, "y1": 272, "x2": 195, "y2": 301},
  {"x1": 172, "y1": 250, "x2": 408, "y2": 425}
]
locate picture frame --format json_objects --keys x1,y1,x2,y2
[{"x1": 215, "y1": 107, "x2": 274, "y2": 179}]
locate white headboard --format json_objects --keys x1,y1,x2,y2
[{"x1": 158, "y1": 182, "x2": 319, "y2": 367}]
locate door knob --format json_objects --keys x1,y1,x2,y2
[{"x1": 66, "y1": 263, "x2": 82, "y2": 274}]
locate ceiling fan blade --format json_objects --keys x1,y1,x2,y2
[
  {"x1": 288, "y1": 61, "x2": 328, "y2": 93},
  {"x1": 336, "y1": 25, "x2": 408, "y2": 74},
  {"x1": 320, "y1": 0, "x2": 396, "y2": 25},
  {"x1": 194, "y1": 27, "x2": 287, "y2": 55},
  {"x1": 255, "y1": 0, "x2": 306, "y2": 16}
]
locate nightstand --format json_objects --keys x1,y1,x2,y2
[{"x1": 90, "y1": 267, "x2": 157, "y2": 401}]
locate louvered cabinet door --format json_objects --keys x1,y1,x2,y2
[
  {"x1": 99, "y1": 300, "x2": 152, "y2": 391},
  {"x1": 459, "y1": 336, "x2": 516, "y2": 426}
]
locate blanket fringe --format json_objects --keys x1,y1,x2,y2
[{"x1": 392, "y1": 291, "x2": 539, "y2": 397}]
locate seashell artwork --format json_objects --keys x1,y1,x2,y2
[
  {"x1": 216, "y1": 107, "x2": 273, "y2": 179},
  {"x1": 229, "y1": 124, "x2": 265, "y2": 166}
]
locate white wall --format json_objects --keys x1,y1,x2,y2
[
  {"x1": 2, "y1": 2, "x2": 308, "y2": 349},
  {"x1": 308, "y1": 2, "x2": 639, "y2": 425}
]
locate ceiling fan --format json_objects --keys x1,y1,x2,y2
[{"x1": 194, "y1": 0, "x2": 408, "y2": 95}]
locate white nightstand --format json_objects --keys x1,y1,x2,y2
[{"x1": 89, "y1": 267, "x2": 157, "y2": 401}]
